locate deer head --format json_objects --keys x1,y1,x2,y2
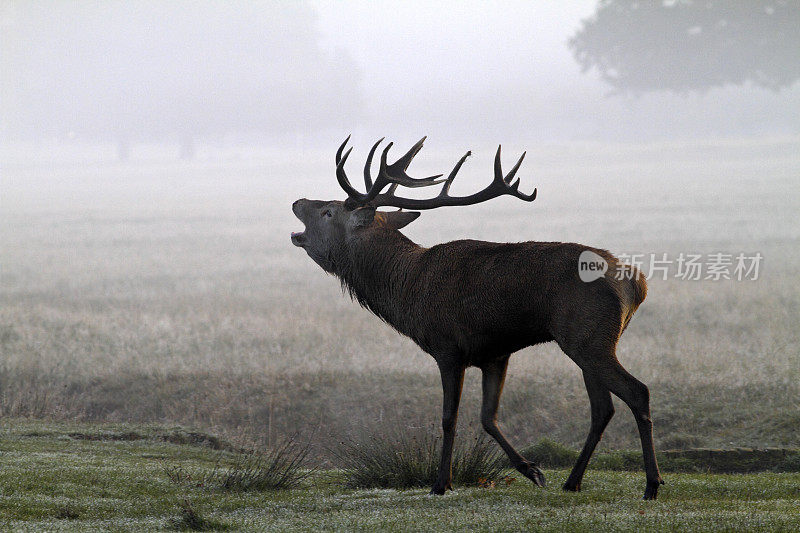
[{"x1": 291, "y1": 199, "x2": 420, "y2": 273}]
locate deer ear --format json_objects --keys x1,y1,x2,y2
[
  {"x1": 349, "y1": 206, "x2": 376, "y2": 227},
  {"x1": 380, "y1": 210, "x2": 421, "y2": 230}
]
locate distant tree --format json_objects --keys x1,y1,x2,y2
[
  {"x1": 0, "y1": 1, "x2": 362, "y2": 158},
  {"x1": 569, "y1": 0, "x2": 800, "y2": 93}
]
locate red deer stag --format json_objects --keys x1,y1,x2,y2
[{"x1": 291, "y1": 137, "x2": 664, "y2": 499}]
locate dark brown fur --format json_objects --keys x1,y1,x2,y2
[{"x1": 291, "y1": 198, "x2": 663, "y2": 499}]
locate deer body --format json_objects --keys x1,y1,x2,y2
[
  {"x1": 339, "y1": 231, "x2": 639, "y2": 363},
  {"x1": 291, "y1": 137, "x2": 663, "y2": 499}
]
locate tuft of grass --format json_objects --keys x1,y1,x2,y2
[
  {"x1": 167, "y1": 438, "x2": 313, "y2": 492},
  {"x1": 54, "y1": 503, "x2": 81, "y2": 520},
  {"x1": 592, "y1": 450, "x2": 644, "y2": 471},
  {"x1": 778, "y1": 452, "x2": 800, "y2": 472},
  {"x1": 167, "y1": 499, "x2": 229, "y2": 531},
  {"x1": 333, "y1": 428, "x2": 505, "y2": 489},
  {"x1": 519, "y1": 438, "x2": 579, "y2": 468}
]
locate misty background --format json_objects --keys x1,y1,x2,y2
[
  {"x1": 1, "y1": 1, "x2": 799, "y2": 459},
  {"x1": 2, "y1": 0, "x2": 798, "y2": 157}
]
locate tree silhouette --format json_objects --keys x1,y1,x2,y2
[{"x1": 569, "y1": 0, "x2": 800, "y2": 93}]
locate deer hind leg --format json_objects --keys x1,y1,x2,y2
[
  {"x1": 563, "y1": 370, "x2": 614, "y2": 492},
  {"x1": 556, "y1": 299, "x2": 663, "y2": 500},
  {"x1": 480, "y1": 356, "x2": 545, "y2": 487},
  {"x1": 431, "y1": 361, "x2": 465, "y2": 495},
  {"x1": 589, "y1": 356, "x2": 664, "y2": 500}
]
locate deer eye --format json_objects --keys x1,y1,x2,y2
[{"x1": 322, "y1": 209, "x2": 332, "y2": 218}]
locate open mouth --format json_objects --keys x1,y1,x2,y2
[
  {"x1": 291, "y1": 201, "x2": 307, "y2": 247},
  {"x1": 290, "y1": 230, "x2": 306, "y2": 247}
]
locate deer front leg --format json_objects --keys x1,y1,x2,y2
[
  {"x1": 431, "y1": 361, "x2": 465, "y2": 495},
  {"x1": 480, "y1": 357, "x2": 545, "y2": 487}
]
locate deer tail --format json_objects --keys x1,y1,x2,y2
[
  {"x1": 631, "y1": 267, "x2": 648, "y2": 308},
  {"x1": 620, "y1": 267, "x2": 647, "y2": 334}
]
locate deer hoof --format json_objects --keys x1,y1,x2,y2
[
  {"x1": 643, "y1": 478, "x2": 664, "y2": 500},
  {"x1": 430, "y1": 481, "x2": 452, "y2": 495},
  {"x1": 518, "y1": 462, "x2": 546, "y2": 487},
  {"x1": 562, "y1": 481, "x2": 581, "y2": 492}
]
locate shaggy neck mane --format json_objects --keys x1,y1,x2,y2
[{"x1": 333, "y1": 228, "x2": 423, "y2": 330}]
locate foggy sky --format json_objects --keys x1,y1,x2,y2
[{"x1": 2, "y1": 0, "x2": 798, "y2": 147}]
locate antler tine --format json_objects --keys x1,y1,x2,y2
[
  {"x1": 379, "y1": 137, "x2": 445, "y2": 188},
  {"x1": 353, "y1": 143, "x2": 394, "y2": 204},
  {"x1": 517, "y1": 186, "x2": 538, "y2": 201},
  {"x1": 363, "y1": 138, "x2": 384, "y2": 190},
  {"x1": 504, "y1": 151, "x2": 526, "y2": 184},
  {"x1": 438, "y1": 151, "x2": 471, "y2": 198},
  {"x1": 493, "y1": 145, "x2": 504, "y2": 184},
  {"x1": 335, "y1": 142, "x2": 366, "y2": 201},
  {"x1": 391, "y1": 136, "x2": 426, "y2": 172},
  {"x1": 336, "y1": 134, "x2": 352, "y2": 164}
]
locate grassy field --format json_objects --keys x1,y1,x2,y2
[
  {"x1": 2, "y1": 135, "x2": 800, "y2": 533},
  {"x1": 2, "y1": 421, "x2": 800, "y2": 532}
]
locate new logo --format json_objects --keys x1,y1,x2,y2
[{"x1": 578, "y1": 250, "x2": 608, "y2": 282}]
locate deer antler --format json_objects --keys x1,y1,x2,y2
[
  {"x1": 335, "y1": 137, "x2": 537, "y2": 210},
  {"x1": 336, "y1": 136, "x2": 446, "y2": 207}
]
